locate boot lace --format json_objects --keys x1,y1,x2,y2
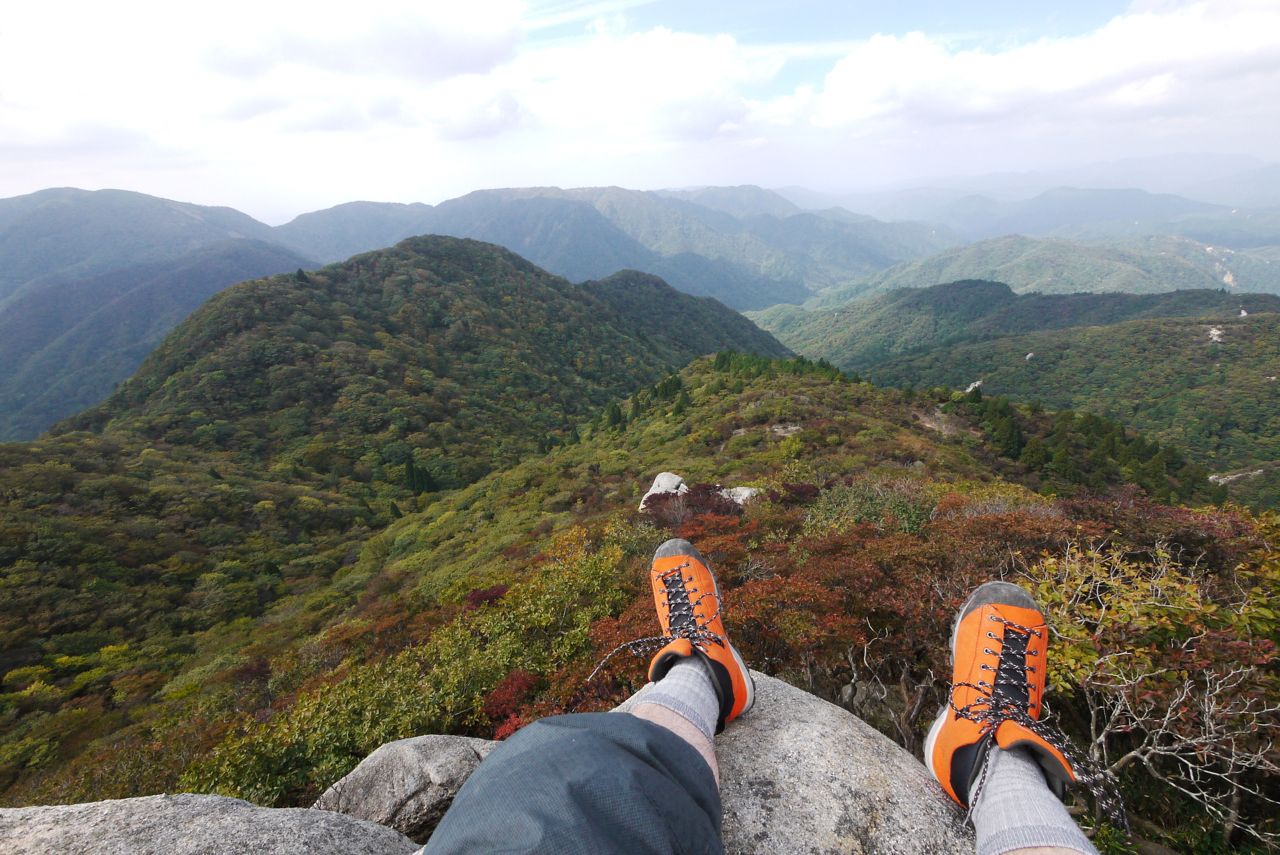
[
  {"x1": 951, "y1": 614, "x2": 1129, "y2": 833},
  {"x1": 587, "y1": 562, "x2": 725, "y2": 683}
]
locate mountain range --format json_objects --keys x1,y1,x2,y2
[
  {"x1": 751, "y1": 280, "x2": 1280, "y2": 373},
  {"x1": 801, "y1": 233, "x2": 1280, "y2": 307},
  {"x1": 750, "y1": 278, "x2": 1280, "y2": 508},
  {"x1": 275, "y1": 186, "x2": 958, "y2": 306},
  {"x1": 0, "y1": 184, "x2": 961, "y2": 441},
  {"x1": 58, "y1": 236, "x2": 789, "y2": 487},
  {"x1": 778, "y1": 153, "x2": 1280, "y2": 215},
  {"x1": 0, "y1": 223, "x2": 1274, "y2": 854}
]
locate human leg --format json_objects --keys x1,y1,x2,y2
[
  {"x1": 423, "y1": 538, "x2": 752, "y2": 854},
  {"x1": 925, "y1": 581, "x2": 1107, "y2": 855},
  {"x1": 423, "y1": 711, "x2": 721, "y2": 855}
]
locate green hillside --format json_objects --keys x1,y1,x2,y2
[
  {"x1": 273, "y1": 200, "x2": 434, "y2": 264},
  {"x1": 807, "y1": 234, "x2": 1280, "y2": 309},
  {"x1": 0, "y1": 189, "x2": 280, "y2": 309},
  {"x1": 280, "y1": 186, "x2": 959, "y2": 310},
  {"x1": 2, "y1": 349, "x2": 1270, "y2": 854},
  {"x1": 750, "y1": 280, "x2": 1280, "y2": 375},
  {"x1": 57, "y1": 236, "x2": 787, "y2": 486},
  {"x1": 0, "y1": 239, "x2": 315, "y2": 442},
  {"x1": 864, "y1": 314, "x2": 1280, "y2": 508},
  {"x1": 0, "y1": 235, "x2": 786, "y2": 799},
  {"x1": 933, "y1": 187, "x2": 1223, "y2": 241},
  {"x1": 652, "y1": 185, "x2": 803, "y2": 219}
]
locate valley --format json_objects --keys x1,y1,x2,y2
[{"x1": 2, "y1": 171, "x2": 1280, "y2": 851}]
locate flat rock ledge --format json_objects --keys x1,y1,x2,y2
[
  {"x1": 0, "y1": 792, "x2": 418, "y2": 855},
  {"x1": 1, "y1": 672, "x2": 973, "y2": 855},
  {"x1": 617, "y1": 670, "x2": 974, "y2": 855}
]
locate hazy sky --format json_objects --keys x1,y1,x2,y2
[{"x1": 2, "y1": 0, "x2": 1277, "y2": 223}]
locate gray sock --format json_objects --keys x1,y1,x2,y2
[
  {"x1": 642, "y1": 657, "x2": 719, "y2": 744},
  {"x1": 972, "y1": 746, "x2": 1099, "y2": 855}
]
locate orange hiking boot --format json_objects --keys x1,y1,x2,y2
[
  {"x1": 648, "y1": 538, "x2": 755, "y2": 732},
  {"x1": 925, "y1": 581, "x2": 1074, "y2": 808}
]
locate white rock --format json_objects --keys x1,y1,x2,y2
[
  {"x1": 720, "y1": 486, "x2": 760, "y2": 506},
  {"x1": 616, "y1": 671, "x2": 973, "y2": 854},
  {"x1": 640, "y1": 472, "x2": 688, "y2": 510},
  {"x1": 313, "y1": 735, "x2": 498, "y2": 842}
]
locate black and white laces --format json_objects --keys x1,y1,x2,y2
[
  {"x1": 588, "y1": 562, "x2": 726, "y2": 683},
  {"x1": 952, "y1": 614, "x2": 1129, "y2": 833}
]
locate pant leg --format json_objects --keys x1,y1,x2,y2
[{"x1": 423, "y1": 712, "x2": 722, "y2": 855}]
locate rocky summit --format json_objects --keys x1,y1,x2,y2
[{"x1": 2, "y1": 671, "x2": 971, "y2": 855}]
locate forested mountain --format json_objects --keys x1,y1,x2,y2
[
  {"x1": 651, "y1": 185, "x2": 803, "y2": 219},
  {"x1": 274, "y1": 186, "x2": 959, "y2": 310},
  {"x1": 55, "y1": 236, "x2": 788, "y2": 485},
  {"x1": 0, "y1": 189, "x2": 281, "y2": 310},
  {"x1": 0, "y1": 239, "x2": 315, "y2": 442},
  {"x1": 272, "y1": 201, "x2": 434, "y2": 265},
  {"x1": 862, "y1": 313, "x2": 1280, "y2": 508},
  {"x1": 931, "y1": 187, "x2": 1224, "y2": 241},
  {"x1": 0, "y1": 237, "x2": 785, "y2": 799},
  {"x1": 0, "y1": 183, "x2": 957, "y2": 441},
  {"x1": 751, "y1": 280, "x2": 1280, "y2": 374},
  {"x1": 806, "y1": 234, "x2": 1280, "y2": 308},
  {"x1": 424, "y1": 186, "x2": 958, "y2": 311},
  {"x1": 4, "y1": 345, "x2": 1268, "y2": 854}
]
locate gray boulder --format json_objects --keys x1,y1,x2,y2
[
  {"x1": 0, "y1": 792, "x2": 418, "y2": 855},
  {"x1": 313, "y1": 734, "x2": 497, "y2": 842},
  {"x1": 618, "y1": 670, "x2": 973, "y2": 854},
  {"x1": 317, "y1": 671, "x2": 972, "y2": 854}
]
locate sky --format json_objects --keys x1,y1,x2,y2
[{"x1": 2, "y1": 0, "x2": 1278, "y2": 223}]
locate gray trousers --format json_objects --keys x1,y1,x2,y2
[{"x1": 423, "y1": 713, "x2": 723, "y2": 855}]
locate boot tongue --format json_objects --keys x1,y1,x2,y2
[
  {"x1": 663, "y1": 572, "x2": 697, "y2": 633},
  {"x1": 993, "y1": 627, "x2": 1030, "y2": 708}
]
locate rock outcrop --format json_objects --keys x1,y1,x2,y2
[
  {"x1": 1, "y1": 673, "x2": 974, "y2": 854},
  {"x1": 312, "y1": 734, "x2": 497, "y2": 842},
  {"x1": 617, "y1": 671, "x2": 974, "y2": 854},
  {"x1": 315, "y1": 670, "x2": 972, "y2": 854},
  {"x1": 0, "y1": 792, "x2": 418, "y2": 855}
]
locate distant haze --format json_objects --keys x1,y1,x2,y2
[{"x1": 1, "y1": 1, "x2": 1278, "y2": 223}]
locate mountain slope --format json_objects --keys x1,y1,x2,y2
[
  {"x1": 56, "y1": 236, "x2": 789, "y2": 486},
  {"x1": 863, "y1": 314, "x2": 1280, "y2": 508},
  {"x1": 3, "y1": 349, "x2": 1239, "y2": 813},
  {"x1": 652, "y1": 185, "x2": 803, "y2": 219},
  {"x1": 269, "y1": 186, "x2": 959, "y2": 310},
  {"x1": 807, "y1": 234, "x2": 1280, "y2": 308},
  {"x1": 936, "y1": 187, "x2": 1224, "y2": 241},
  {"x1": 1183, "y1": 163, "x2": 1280, "y2": 209},
  {"x1": 751, "y1": 280, "x2": 1280, "y2": 375},
  {"x1": 0, "y1": 239, "x2": 314, "y2": 441},
  {"x1": 0, "y1": 188, "x2": 280, "y2": 308},
  {"x1": 273, "y1": 201, "x2": 435, "y2": 264}
]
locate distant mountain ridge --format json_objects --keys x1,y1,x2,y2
[
  {"x1": 750, "y1": 279, "x2": 1280, "y2": 375},
  {"x1": 0, "y1": 239, "x2": 315, "y2": 441},
  {"x1": 861, "y1": 312, "x2": 1280, "y2": 508},
  {"x1": 804, "y1": 234, "x2": 1280, "y2": 308},
  {"x1": 275, "y1": 186, "x2": 959, "y2": 310},
  {"x1": 58, "y1": 235, "x2": 790, "y2": 487},
  {"x1": 0, "y1": 188, "x2": 282, "y2": 310},
  {"x1": 0, "y1": 182, "x2": 940, "y2": 440}
]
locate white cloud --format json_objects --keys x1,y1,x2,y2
[
  {"x1": 0, "y1": 0, "x2": 1278, "y2": 220},
  {"x1": 778, "y1": 1, "x2": 1280, "y2": 134}
]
